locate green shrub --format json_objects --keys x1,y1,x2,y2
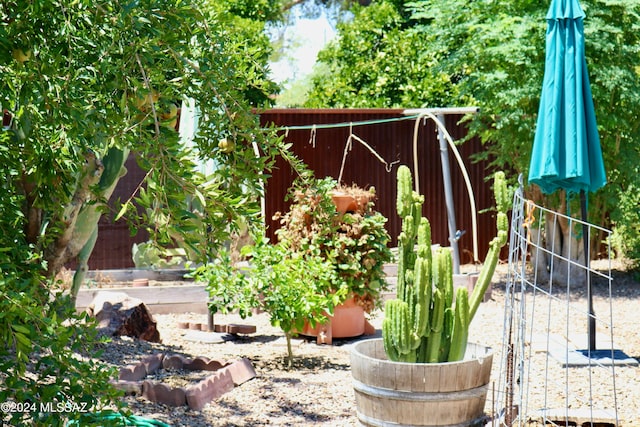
[
  {"x1": 0, "y1": 244, "x2": 123, "y2": 426},
  {"x1": 610, "y1": 183, "x2": 640, "y2": 272}
]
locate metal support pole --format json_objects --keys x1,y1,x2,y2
[
  {"x1": 437, "y1": 113, "x2": 461, "y2": 274},
  {"x1": 580, "y1": 190, "x2": 596, "y2": 351}
]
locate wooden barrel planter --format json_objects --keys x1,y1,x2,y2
[{"x1": 350, "y1": 338, "x2": 493, "y2": 427}]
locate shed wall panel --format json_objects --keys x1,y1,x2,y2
[
  {"x1": 86, "y1": 108, "x2": 497, "y2": 270},
  {"x1": 260, "y1": 109, "x2": 497, "y2": 264}
]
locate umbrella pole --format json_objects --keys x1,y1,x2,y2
[{"x1": 580, "y1": 190, "x2": 596, "y2": 351}]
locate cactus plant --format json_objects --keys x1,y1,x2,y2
[{"x1": 382, "y1": 165, "x2": 509, "y2": 363}]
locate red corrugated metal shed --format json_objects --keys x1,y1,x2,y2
[
  {"x1": 260, "y1": 109, "x2": 498, "y2": 264},
  {"x1": 86, "y1": 108, "x2": 498, "y2": 269}
]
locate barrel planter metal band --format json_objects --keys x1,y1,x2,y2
[{"x1": 350, "y1": 339, "x2": 493, "y2": 427}]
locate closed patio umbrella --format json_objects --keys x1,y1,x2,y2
[{"x1": 528, "y1": 0, "x2": 606, "y2": 351}]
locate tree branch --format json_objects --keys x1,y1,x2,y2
[{"x1": 45, "y1": 151, "x2": 103, "y2": 276}]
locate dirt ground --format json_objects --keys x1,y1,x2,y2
[{"x1": 97, "y1": 261, "x2": 640, "y2": 426}]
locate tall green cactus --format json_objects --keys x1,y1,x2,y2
[{"x1": 382, "y1": 166, "x2": 509, "y2": 363}]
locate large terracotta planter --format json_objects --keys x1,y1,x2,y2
[
  {"x1": 300, "y1": 297, "x2": 373, "y2": 345},
  {"x1": 350, "y1": 338, "x2": 493, "y2": 427}
]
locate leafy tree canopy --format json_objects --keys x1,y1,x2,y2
[
  {"x1": 0, "y1": 0, "x2": 307, "y2": 423},
  {"x1": 305, "y1": 0, "x2": 640, "y2": 264},
  {"x1": 1, "y1": 0, "x2": 303, "y2": 277}
]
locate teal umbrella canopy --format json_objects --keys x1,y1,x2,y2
[{"x1": 528, "y1": 0, "x2": 606, "y2": 195}]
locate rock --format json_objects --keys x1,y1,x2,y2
[{"x1": 87, "y1": 291, "x2": 161, "y2": 342}]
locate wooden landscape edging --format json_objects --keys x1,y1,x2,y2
[
  {"x1": 76, "y1": 283, "x2": 209, "y2": 315},
  {"x1": 75, "y1": 263, "x2": 488, "y2": 316}
]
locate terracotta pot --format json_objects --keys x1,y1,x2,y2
[
  {"x1": 330, "y1": 190, "x2": 374, "y2": 214},
  {"x1": 331, "y1": 191, "x2": 358, "y2": 214},
  {"x1": 300, "y1": 297, "x2": 368, "y2": 344}
]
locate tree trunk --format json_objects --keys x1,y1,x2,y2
[
  {"x1": 41, "y1": 147, "x2": 129, "y2": 306},
  {"x1": 87, "y1": 291, "x2": 161, "y2": 343},
  {"x1": 527, "y1": 191, "x2": 587, "y2": 288}
]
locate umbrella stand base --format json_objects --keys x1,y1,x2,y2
[
  {"x1": 531, "y1": 408, "x2": 618, "y2": 427},
  {"x1": 548, "y1": 347, "x2": 638, "y2": 368}
]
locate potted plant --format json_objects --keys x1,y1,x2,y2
[
  {"x1": 273, "y1": 177, "x2": 393, "y2": 341},
  {"x1": 192, "y1": 176, "x2": 392, "y2": 363},
  {"x1": 350, "y1": 165, "x2": 509, "y2": 427},
  {"x1": 329, "y1": 183, "x2": 376, "y2": 215},
  {"x1": 192, "y1": 235, "x2": 345, "y2": 368}
]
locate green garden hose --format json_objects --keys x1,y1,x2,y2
[{"x1": 66, "y1": 410, "x2": 171, "y2": 427}]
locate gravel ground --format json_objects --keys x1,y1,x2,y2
[{"x1": 97, "y1": 262, "x2": 640, "y2": 426}]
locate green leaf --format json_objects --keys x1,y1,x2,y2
[
  {"x1": 114, "y1": 202, "x2": 129, "y2": 221},
  {"x1": 14, "y1": 332, "x2": 31, "y2": 348},
  {"x1": 11, "y1": 324, "x2": 30, "y2": 335}
]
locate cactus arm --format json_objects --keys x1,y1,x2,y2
[
  {"x1": 495, "y1": 212, "x2": 509, "y2": 246},
  {"x1": 411, "y1": 200, "x2": 422, "y2": 239},
  {"x1": 403, "y1": 347, "x2": 417, "y2": 363},
  {"x1": 383, "y1": 299, "x2": 409, "y2": 360},
  {"x1": 425, "y1": 288, "x2": 445, "y2": 363},
  {"x1": 417, "y1": 218, "x2": 432, "y2": 262},
  {"x1": 417, "y1": 336, "x2": 429, "y2": 363},
  {"x1": 469, "y1": 242, "x2": 500, "y2": 320},
  {"x1": 428, "y1": 248, "x2": 454, "y2": 360},
  {"x1": 413, "y1": 257, "x2": 430, "y2": 338},
  {"x1": 469, "y1": 172, "x2": 509, "y2": 321},
  {"x1": 439, "y1": 308, "x2": 454, "y2": 362},
  {"x1": 436, "y1": 248, "x2": 453, "y2": 306},
  {"x1": 406, "y1": 282, "x2": 416, "y2": 332},
  {"x1": 383, "y1": 298, "x2": 422, "y2": 362},
  {"x1": 397, "y1": 165, "x2": 413, "y2": 217},
  {"x1": 402, "y1": 214, "x2": 415, "y2": 241},
  {"x1": 397, "y1": 300, "x2": 412, "y2": 354},
  {"x1": 404, "y1": 269, "x2": 415, "y2": 300},
  {"x1": 448, "y1": 286, "x2": 470, "y2": 362},
  {"x1": 382, "y1": 314, "x2": 400, "y2": 362},
  {"x1": 396, "y1": 239, "x2": 406, "y2": 300},
  {"x1": 493, "y1": 171, "x2": 510, "y2": 213}
]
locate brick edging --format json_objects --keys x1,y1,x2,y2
[{"x1": 112, "y1": 353, "x2": 256, "y2": 410}]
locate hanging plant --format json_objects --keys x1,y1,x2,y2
[{"x1": 274, "y1": 177, "x2": 393, "y2": 312}]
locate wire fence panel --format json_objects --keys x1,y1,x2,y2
[{"x1": 493, "y1": 183, "x2": 633, "y2": 427}]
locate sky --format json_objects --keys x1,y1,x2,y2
[{"x1": 268, "y1": 9, "x2": 337, "y2": 86}]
